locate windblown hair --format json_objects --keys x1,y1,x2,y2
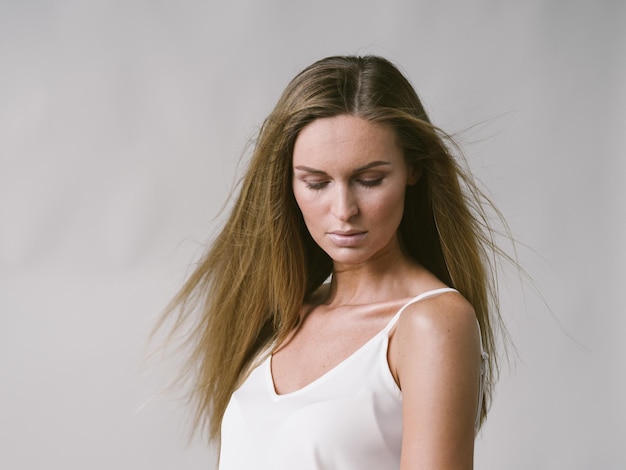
[{"x1": 159, "y1": 55, "x2": 508, "y2": 440}]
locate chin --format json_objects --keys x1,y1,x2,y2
[{"x1": 326, "y1": 247, "x2": 379, "y2": 266}]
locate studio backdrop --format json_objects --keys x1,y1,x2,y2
[{"x1": 1, "y1": 1, "x2": 624, "y2": 469}]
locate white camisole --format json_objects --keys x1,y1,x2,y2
[{"x1": 218, "y1": 287, "x2": 486, "y2": 469}]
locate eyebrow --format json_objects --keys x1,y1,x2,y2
[{"x1": 294, "y1": 160, "x2": 390, "y2": 175}]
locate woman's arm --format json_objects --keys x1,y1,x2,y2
[{"x1": 389, "y1": 291, "x2": 482, "y2": 470}]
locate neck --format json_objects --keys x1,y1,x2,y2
[{"x1": 325, "y1": 241, "x2": 425, "y2": 306}]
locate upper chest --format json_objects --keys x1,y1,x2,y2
[{"x1": 270, "y1": 301, "x2": 406, "y2": 395}]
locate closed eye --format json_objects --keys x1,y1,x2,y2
[
  {"x1": 305, "y1": 181, "x2": 330, "y2": 191},
  {"x1": 357, "y1": 178, "x2": 384, "y2": 187}
]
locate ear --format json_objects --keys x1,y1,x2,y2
[{"x1": 406, "y1": 165, "x2": 422, "y2": 185}]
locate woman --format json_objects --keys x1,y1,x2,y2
[{"x1": 161, "y1": 55, "x2": 506, "y2": 469}]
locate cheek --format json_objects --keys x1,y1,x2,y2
[
  {"x1": 369, "y1": 186, "x2": 407, "y2": 219},
  {"x1": 293, "y1": 188, "x2": 322, "y2": 225}
]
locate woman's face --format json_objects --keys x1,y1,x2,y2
[{"x1": 292, "y1": 114, "x2": 417, "y2": 267}]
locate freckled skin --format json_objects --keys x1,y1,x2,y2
[{"x1": 292, "y1": 115, "x2": 417, "y2": 269}]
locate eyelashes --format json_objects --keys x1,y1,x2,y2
[
  {"x1": 358, "y1": 178, "x2": 384, "y2": 188},
  {"x1": 305, "y1": 181, "x2": 329, "y2": 191},
  {"x1": 305, "y1": 178, "x2": 384, "y2": 191}
]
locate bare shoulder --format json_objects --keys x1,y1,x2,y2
[
  {"x1": 389, "y1": 290, "x2": 481, "y2": 467},
  {"x1": 388, "y1": 290, "x2": 480, "y2": 387},
  {"x1": 397, "y1": 290, "x2": 476, "y2": 338}
]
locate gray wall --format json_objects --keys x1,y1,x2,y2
[{"x1": 1, "y1": 1, "x2": 624, "y2": 468}]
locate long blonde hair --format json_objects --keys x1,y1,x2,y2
[{"x1": 159, "y1": 55, "x2": 508, "y2": 440}]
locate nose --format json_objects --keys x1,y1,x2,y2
[{"x1": 332, "y1": 185, "x2": 358, "y2": 221}]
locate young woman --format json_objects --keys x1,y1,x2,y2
[{"x1": 161, "y1": 55, "x2": 506, "y2": 469}]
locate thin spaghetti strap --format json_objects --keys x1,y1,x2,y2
[{"x1": 383, "y1": 287, "x2": 458, "y2": 333}]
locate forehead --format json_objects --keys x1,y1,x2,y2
[{"x1": 292, "y1": 115, "x2": 402, "y2": 169}]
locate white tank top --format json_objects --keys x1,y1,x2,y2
[{"x1": 218, "y1": 287, "x2": 486, "y2": 469}]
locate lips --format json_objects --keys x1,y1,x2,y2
[{"x1": 327, "y1": 231, "x2": 367, "y2": 247}]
